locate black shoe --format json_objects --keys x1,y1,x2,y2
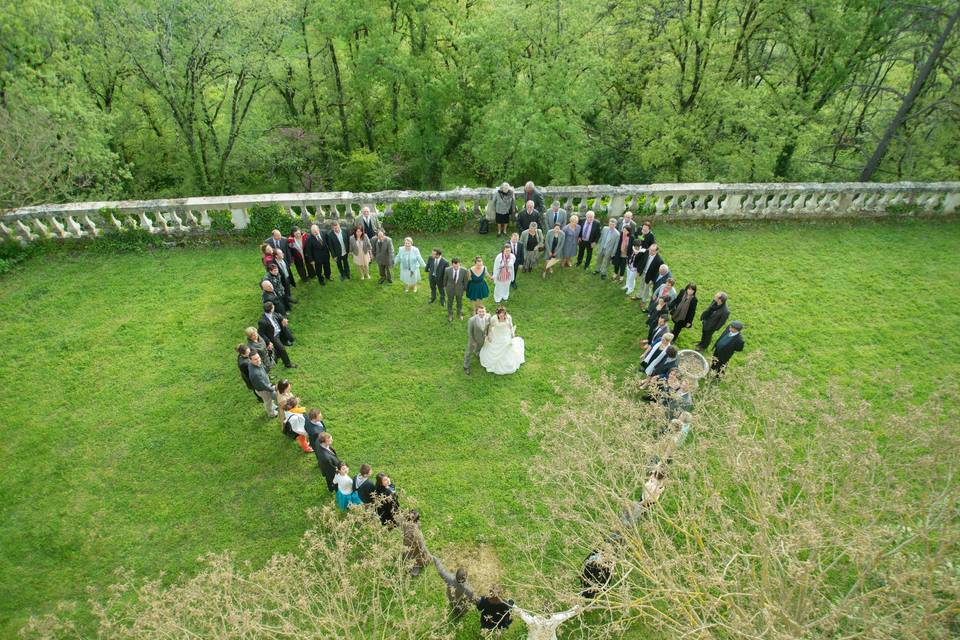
[
  {"x1": 429, "y1": 298, "x2": 435, "y2": 303},
  {"x1": 439, "y1": 299, "x2": 445, "y2": 306},
  {"x1": 319, "y1": 279, "x2": 326, "y2": 286},
  {"x1": 377, "y1": 278, "x2": 384, "y2": 284},
  {"x1": 285, "y1": 363, "x2": 299, "y2": 369},
  {"x1": 511, "y1": 282, "x2": 517, "y2": 289}
]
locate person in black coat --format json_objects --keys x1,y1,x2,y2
[
  {"x1": 327, "y1": 221, "x2": 352, "y2": 280},
  {"x1": 637, "y1": 221, "x2": 655, "y2": 250},
  {"x1": 575, "y1": 211, "x2": 602, "y2": 269},
  {"x1": 236, "y1": 344, "x2": 260, "y2": 402},
  {"x1": 696, "y1": 292, "x2": 730, "y2": 351},
  {"x1": 581, "y1": 549, "x2": 612, "y2": 599},
  {"x1": 476, "y1": 587, "x2": 513, "y2": 632},
  {"x1": 303, "y1": 408, "x2": 326, "y2": 450},
  {"x1": 314, "y1": 432, "x2": 340, "y2": 492},
  {"x1": 711, "y1": 321, "x2": 745, "y2": 375},
  {"x1": 372, "y1": 472, "x2": 399, "y2": 526},
  {"x1": 669, "y1": 283, "x2": 698, "y2": 340},
  {"x1": 260, "y1": 279, "x2": 288, "y2": 317},
  {"x1": 636, "y1": 244, "x2": 664, "y2": 301},
  {"x1": 258, "y1": 301, "x2": 297, "y2": 368},
  {"x1": 507, "y1": 233, "x2": 524, "y2": 289},
  {"x1": 353, "y1": 464, "x2": 375, "y2": 504},
  {"x1": 425, "y1": 249, "x2": 448, "y2": 304},
  {"x1": 265, "y1": 229, "x2": 292, "y2": 266},
  {"x1": 265, "y1": 262, "x2": 292, "y2": 311},
  {"x1": 305, "y1": 223, "x2": 331, "y2": 285}
]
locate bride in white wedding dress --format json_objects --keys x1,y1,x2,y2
[{"x1": 479, "y1": 306, "x2": 525, "y2": 375}]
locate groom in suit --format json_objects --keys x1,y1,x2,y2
[
  {"x1": 463, "y1": 305, "x2": 488, "y2": 375},
  {"x1": 445, "y1": 258, "x2": 469, "y2": 322}
]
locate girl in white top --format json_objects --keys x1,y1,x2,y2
[{"x1": 333, "y1": 462, "x2": 362, "y2": 510}]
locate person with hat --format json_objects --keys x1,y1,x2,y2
[{"x1": 711, "y1": 321, "x2": 745, "y2": 375}]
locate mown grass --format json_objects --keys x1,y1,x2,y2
[{"x1": 1, "y1": 217, "x2": 958, "y2": 637}]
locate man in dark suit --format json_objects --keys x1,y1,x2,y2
[
  {"x1": 266, "y1": 229, "x2": 291, "y2": 265},
  {"x1": 697, "y1": 292, "x2": 730, "y2": 351},
  {"x1": 264, "y1": 262, "x2": 292, "y2": 311},
  {"x1": 426, "y1": 249, "x2": 448, "y2": 305},
  {"x1": 327, "y1": 221, "x2": 351, "y2": 280},
  {"x1": 315, "y1": 432, "x2": 340, "y2": 492},
  {"x1": 517, "y1": 200, "x2": 542, "y2": 235},
  {"x1": 711, "y1": 320, "x2": 745, "y2": 375},
  {"x1": 508, "y1": 233, "x2": 524, "y2": 289},
  {"x1": 258, "y1": 301, "x2": 298, "y2": 368},
  {"x1": 444, "y1": 258, "x2": 469, "y2": 321},
  {"x1": 576, "y1": 211, "x2": 602, "y2": 269},
  {"x1": 304, "y1": 408, "x2": 326, "y2": 450},
  {"x1": 260, "y1": 279, "x2": 288, "y2": 316},
  {"x1": 637, "y1": 243, "x2": 664, "y2": 301},
  {"x1": 637, "y1": 221, "x2": 655, "y2": 250},
  {"x1": 305, "y1": 223, "x2": 331, "y2": 285}
]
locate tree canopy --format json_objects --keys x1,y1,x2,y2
[{"x1": 1, "y1": 0, "x2": 957, "y2": 208}]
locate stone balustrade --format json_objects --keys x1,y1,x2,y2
[{"x1": 1, "y1": 181, "x2": 957, "y2": 245}]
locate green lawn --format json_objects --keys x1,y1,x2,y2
[{"x1": 1, "y1": 218, "x2": 958, "y2": 636}]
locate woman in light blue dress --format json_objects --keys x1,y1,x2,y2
[
  {"x1": 560, "y1": 214, "x2": 581, "y2": 267},
  {"x1": 394, "y1": 236, "x2": 427, "y2": 293}
]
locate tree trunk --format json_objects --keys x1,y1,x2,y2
[
  {"x1": 327, "y1": 38, "x2": 351, "y2": 154},
  {"x1": 300, "y1": 1, "x2": 322, "y2": 126},
  {"x1": 859, "y1": 4, "x2": 959, "y2": 181}
]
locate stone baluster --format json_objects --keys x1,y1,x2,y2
[
  {"x1": 82, "y1": 215, "x2": 99, "y2": 237},
  {"x1": 707, "y1": 192, "x2": 722, "y2": 213},
  {"x1": 16, "y1": 220, "x2": 36, "y2": 242},
  {"x1": 184, "y1": 210, "x2": 200, "y2": 229},
  {"x1": 49, "y1": 216, "x2": 68, "y2": 238},
  {"x1": 138, "y1": 211, "x2": 155, "y2": 233},
  {"x1": 32, "y1": 217, "x2": 52, "y2": 239},
  {"x1": 169, "y1": 210, "x2": 186, "y2": 232},
  {"x1": 231, "y1": 208, "x2": 249, "y2": 230},
  {"x1": 942, "y1": 191, "x2": 960, "y2": 213},
  {"x1": 563, "y1": 196, "x2": 575, "y2": 214},
  {"x1": 153, "y1": 211, "x2": 170, "y2": 233},
  {"x1": 721, "y1": 192, "x2": 742, "y2": 215},
  {"x1": 0, "y1": 221, "x2": 14, "y2": 242}
]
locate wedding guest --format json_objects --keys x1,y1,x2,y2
[
  {"x1": 669, "y1": 283, "x2": 698, "y2": 340},
  {"x1": 519, "y1": 222, "x2": 544, "y2": 272},
  {"x1": 276, "y1": 379, "x2": 293, "y2": 426},
  {"x1": 594, "y1": 217, "x2": 620, "y2": 278},
  {"x1": 349, "y1": 226, "x2": 373, "y2": 280},
  {"x1": 258, "y1": 301, "x2": 297, "y2": 368},
  {"x1": 517, "y1": 200, "x2": 541, "y2": 235},
  {"x1": 357, "y1": 206, "x2": 381, "y2": 238},
  {"x1": 444, "y1": 258, "x2": 469, "y2": 321},
  {"x1": 646, "y1": 297, "x2": 671, "y2": 339},
  {"x1": 272, "y1": 248, "x2": 297, "y2": 295},
  {"x1": 426, "y1": 248, "x2": 448, "y2": 305},
  {"x1": 315, "y1": 432, "x2": 340, "y2": 492},
  {"x1": 266, "y1": 229, "x2": 290, "y2": 264},
  {"x1": 265, "y1": 261, "x2": 292, "y2": 311},
  {"x1": 652, "y1": 263, "x2": 672, "y2": 295},
  {"x1": 247, "y1": 352, "x2": 277, "y2": 417},
  {"x1": 476, "y1": 586, "x2": 513, "y2": 633},
  {"x1": 622, "y1": 238, "x2": 643, "y2": 297},
  {"x1": 281, "y1": 396, "x2": 314, "y2": 453},
  {"x1": 353, "y1": 463, "x2": 375, "y2": 504},
  {"x1": 522, "y1": 180, "x2": 544, "y2": 214},
  {"x1": 507, "y1": 233, "x2": 524, "y2": 288},
  {"x1": 542, "y1": 223, "x2": 565, "y2": 278},
  {"x1": 611, "y1": 224, "x2": 633, "y2": 282},
  {"x1": 618, "y1": 211, "x2": 638, "y2": 235},
  {"x1": 711, "y1": 320, "x2": 745, "y2": 375},
  {"x1": 635, "y1": 243, "x2": 663, "y2": 301},
  {"x1": 333, "y1": 462, "x2": 362, "y2": 510},
  {"x1": 328, "y1": 221, "x2": 352, "y2": 281},
  {"x1": 647, "y1": 277, "x2": 676, "y2": 315},
  {"x1": 576, "y1": 210, "x2": 601, "y2": 269},
  {"x1": 492, "y1": 245, "x2": 515, "y2": 303},
  {"x1": 260, "y1": 273, "x2": 286, "y2": 316},
  {"x1": 304, "y1": 408, "x2": 326, "y2": 450},
  {"x1": 433, "y1": 557, "x2": 477, "y2": 617},
  {"x1": 581, "y1": 549, "x2": 612, "y2": 599},
  {"x1": 644, "y1": 312, "x2": 670, "y2": 350},
  {"x1": 372, "y1": 473, "x2": 399, "y2": 526},
  {"x1": 637, "y1": 221, "x2": 655, "y2": 250},
  {"x1": 259, "y1": 243, "x2": 275, "y2": 268},
  {"x1": 398, "y1": 510, "x2": 431, "y2": 576},
  {"x1": 464, "y1": 305, "x2": 489, "y2": 375},
  {"x1": 493, "y1": 182, "x2": 516, "y2": 237},
  {"x1": 545, "y1": 200, "x2": 567, "y2": 229},
  {"x1": 236, "y1": 344, "x2": 259, "y2": 402},
  {"x1": 640, "y1": 332, "x2": 674, "y2": 375},
  {"x1": 287, "y1": 227, "x2": 313, "y2": 281},
  {"x1": 372, "y1": 229, "x2": 395, "y2": 284},
  {"x1": 394, "y1": 237, "x2": 427, "y2": 293},
  {"x1": 647, "y1": 346, "x2": 678, "y2": 378},
  {"x1": 305, "y1": 223, "x2": 331, "y2": 285},
  {"x1": 697, "y1": 292, "x2": 730, "y2": 351},
  {"x1": 245, "y1": 327, "x2": 275, "y2": 371},
  {"x1": 560, "y1": 214, "x2": 580, "y2": 267},
  {"x1": 466, "y1": 257, "x2": 491, "y2": 310}
]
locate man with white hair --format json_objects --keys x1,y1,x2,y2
[
  {"x1": 575, "y1": 210, "x2": 601, "y2": 269},
  {"x1": 517, "y1": 199, "x2": 541, "y2": 234},
  {"x1": 618, "y1": 211, "x2": 637, "y2": 235},
  {"x1": 522, "y1": 181, "x2": 544, "y2": 214},
  {"x1": 305, "y1": 223, "x2": 331, "y2": 286},
  {"x1": 358, "y1": 206, "x2": 381, "y2": 238},
  {"x1": 594, "y1": 217, "x2": 620, "y2": 279}
]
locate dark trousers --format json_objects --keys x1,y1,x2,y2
[
  {"x1": 313, "y1": 258, "x2": 331, "y2": 283},
  {"x1": 334, "y1": 253, "x2": 351, "y2": 278},
  {"x1": 576, "y1": 241, "x2": 594, "y2": 268},
  {"x1": 697, "y1": 327, "x2": 717, "y2": 350},
  {"x1": 612, "y1": 257, "x2": 626, "y2": 277},
  {"x1": 270, "y1": 336, "x2": 293, "y2": 367},
  {"x1": 378, "y1": 263, "x2": 393, "y2": 282},
  {"x1": 672, "y1": 321, "x2": 688, "y2": 340},
  {"x1": 429, "y1": 276, "x2": 445, "y2": 303},
  {"x1": 292, "y1": 255, "x2": 309, "y2": 281},
  {"x1": 711, "y1": 355, "x2": 731, "y2": 376},
  {"x1": 446, "y1": 292, "x2": 463, "y2": 318}
]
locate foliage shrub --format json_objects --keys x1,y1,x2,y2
[
  {"x1": 245, "y1": 204, "x2": 295, "y2": 239},
  {"x1": 389, "y1": 199, "x2": 467, "y2": 233},
  {"x1": 206, "y1": 209, "x2": 235, "y2": 233}
]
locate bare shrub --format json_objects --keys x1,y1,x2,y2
[
  {"x1": 20, "y1": 507, "x2": 452, "y2": 639},
  {"x1": 519, "y1": 359, "x2": 960, "y2": 639}
]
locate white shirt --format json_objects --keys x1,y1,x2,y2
[
  {"x1": 334, "y1": 230, "x2": 347, "y2": 256},
  {"x1": 285, "y1": 411, "x2": 307, "y2": 436},
  {"x1": 333, "y1": 473, "x2": 354, "y2": 494},
  {"x1": 267, "y1": 312, "x2": 281, "y2": 336}
]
